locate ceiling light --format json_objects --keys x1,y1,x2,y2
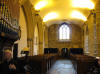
[
  {"x1": 35, "y1": 1, "x2": 48, "y2": 10},
  {"x1": 72, "y1": 0, "x2": 94, "y2": 9},
  {"x1": 71, "y1": 10, "x2": 87, "y2": 21},
  {"x1": 43, "y1": 12, "x2": 59, "y2": 22}
]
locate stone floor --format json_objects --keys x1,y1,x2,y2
[{"x1": 48, "y1": 59, "x2": 76, "y2": 74}]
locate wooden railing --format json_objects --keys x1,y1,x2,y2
[
  {"x1": 0, "y1": 0, "x2": 21, "y2": 40},
  {"x1": 0, "y1": 12, "x2": 21, "y2": 40}
]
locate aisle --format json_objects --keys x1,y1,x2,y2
[{"x1": 48, "y1": 59, "x2": 76, "y2": 74}]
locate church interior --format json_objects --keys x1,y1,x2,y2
[{"x1": 0, "y1": 0, "x2": 100, "y2": 74}]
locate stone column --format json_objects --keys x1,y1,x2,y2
[
  {"x1": 91, "y1": 10, "x2": 97, "y2": 56},
  {"x1": 96, "y1": 0, "x2": 100, "y2": 56}
]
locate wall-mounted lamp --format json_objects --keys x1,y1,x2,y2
[
  {"x1": 21, "y1": 47, "x2": 29, "y2": 57},
  {"x1": 35, "y1": 10, "x2": 40, "y2": 16}
]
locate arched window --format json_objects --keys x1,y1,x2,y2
[{"x1": 59, "y1": 23, "x2": 70, "y2": 40}]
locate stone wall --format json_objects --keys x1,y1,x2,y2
[
  {"x1": 48, "y1": 23, "x2": 82, "y2": 51},
  {"x1": 83, "y1": 14, "x2": 95, "y2": 56},
  {"x1": 83, "y1": 0, "x2": 100, "y2": 57},
  {"x1": 17, "y1": 0, "x2": 44, "y2": 56},
  {"x1": 96, "y1": 0, "x2": 100, "y2": 56}
]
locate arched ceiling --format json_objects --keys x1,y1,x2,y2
[{"x1": 30, "y1": 0, "x2": 96, "y2": 27}]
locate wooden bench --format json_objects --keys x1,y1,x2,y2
[
  {"x1": 18, "y1": 54, "x2": 58, "y2": 74},
  {"x1": 70, "y1": 54, "x2": 96, "y2": 74}
]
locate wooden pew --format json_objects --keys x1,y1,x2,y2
[
  {"x1": 70, "y1": 54, "x2": 96, "y2": 74},
  {"x1": 18, "y1": 54, "x2": 58, "y2": 74},
  {"x1": 69, "y1": 48, "x2": 96, "y2": 74},
  {"x1": 69, "y1": 48, "x2": 84, "y2": 55}
]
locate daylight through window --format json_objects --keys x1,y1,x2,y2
[{"x1": 59, "y1": 23, "x2": 70, "y2": 40}]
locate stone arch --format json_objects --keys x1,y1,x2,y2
[
  {"x1": 37, "y1": 22, "x2": 44, "y2": 55},
  {"x1": 16, "y1": 5, "x2": 28, "y2": 57},
  {"x1": 21, "y1": 0, "x2": 35, "y2": 56}
]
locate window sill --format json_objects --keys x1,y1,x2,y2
[{"x1": 58, "y1": 39, "x2": 71, "y2": 42}]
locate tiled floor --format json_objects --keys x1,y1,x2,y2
[{"x1": 48, "y1": 59, "x2": 76, "y2": 74}]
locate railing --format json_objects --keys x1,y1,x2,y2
[
  {"x1": 0, "y1": 0, "x2": 21, "y2": 40},
  {"x1": 0, "y1": 13, "x2": 19, "y2": 31},
  {"x1": 0, "y1": 13, "x2": 21, "y2": 40}
]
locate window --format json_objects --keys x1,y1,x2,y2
[{"x1": 59, "y1": 23, "x2": 70, "y2": 40}]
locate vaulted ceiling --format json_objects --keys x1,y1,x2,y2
[{"x1": 30, "y1": 0, "x2": 96, "y2": 27}]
